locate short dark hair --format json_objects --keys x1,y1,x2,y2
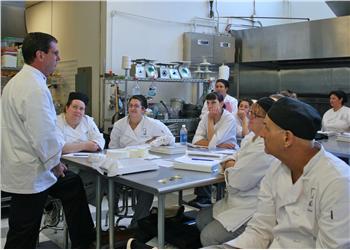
[
  {"x1": 206, "y1": 92, "x2": 224, "y2": 103},
  {"x1": 216, "y1": 79, "x2": 229, "y2": 89},
  {"x1": 22, "y1": 32, "x2": 58, "y2": 64},
  {"x1": 238, "y1": 98, "x2": 253, "y2": 107},
  {"x1": 328, "y1": 90, "x2": 347, "y2": 105},
  {"x1": 129, "y1": 95, "x2": 148, "y2": 109}
]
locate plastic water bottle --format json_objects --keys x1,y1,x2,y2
[{"x1": 179, "y1": 124, "x2": 188, "y2": 145}]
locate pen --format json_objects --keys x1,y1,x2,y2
[
  {"x1": 191, "y1": 158, "x2": 214, "y2": 161},
  {"x1": 73, "y1": 153, "x2": 89, "y2": 156}
]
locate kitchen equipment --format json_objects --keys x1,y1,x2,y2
[
  {"x1": 160, "y1": 100, "x2": 170, "y2": 119},
  {"x1": 170, "y1": 98, "x2": 184, "y2": 118},
  {"x1": 168, "y1": 64, "x2": 181, "y2": 80},
  {"x1": 144, "y1": 59, "x2": 158, "y2": 79},
  {"x1": 130, "y1": 59, "x2": 146, "y2": 78},
  {"x1": 156, "y1": 63, "x2": 171, "y2": 79},
  {"x1": 172, "y1": 61, "x2": 192, "y2": 79},
  {"x1": 218, "y1": 63, "x2": 230, "y2": 80},
  {"x1": 180, "y1": 103, "x2": 201, "y2": 118},
  {"x1": 178, "y1": 65, "x2": 192, "y2": 79}
]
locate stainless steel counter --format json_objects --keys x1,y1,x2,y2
[
  {"x1": 320, "y1": 137, "x2": 350, "y2": 162},
  {"x1": 62, "y1": 151, "x2": 223, "y2": 248}
]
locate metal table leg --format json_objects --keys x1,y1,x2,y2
[
  {"x1": 108, "y1": 179, "x2": 115, "y2": 249},
  {"x1": 157, "y1": 195, "x2": 165, "y2": 248},
  {"x1": 96, "y1": 175, "x2": 102, "y2": 249},
  {"x1": 178, "y1": 190, "x2": 183, "y2": 206}
]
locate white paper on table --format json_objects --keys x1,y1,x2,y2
[
  {"x1": 143, "y1": 153, "x2": 161, "y2": 160},
  {"x1": 186, "y1": 143, "x2": 208, "y2": 149},
  {"x1": 63, "y1": 152, "x2": 92, "y2": 158},
  {"x1": 151, "y1": 159, "x2": 174, "y2": 168},
  {"x1": 213, "y1": 149, "x2": 236, "y2": 155}
]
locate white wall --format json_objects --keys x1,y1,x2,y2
[
  {"x1": 106, "y1": 0, "x2": 335, "y2": 75},
  {"x1": 26, "y1": 1, "x2": 104, "y2": 124}
]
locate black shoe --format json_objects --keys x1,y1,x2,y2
[{"x1": 187, "y1": 197, "x2": 211, "y2": 209}]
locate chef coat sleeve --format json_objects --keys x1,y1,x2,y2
[
  {"x1": 87, "y1": 116, "x2": 105, "y2": 149},
  {"x1": 208, "y1": 113, "x2": 236, "y2": 148},
  {"x1": 316, "y1": 177, "x2": 350, "y2": 248},
  {"x1": 108, "y1": 121, "x2": 121, "y2": 149},
  {"x1": 24, "y1": 88, "x2": 63, "y2": 170},
  {"x1": 192, "y1": 116, "x2": 207, "y2": 144},
  {"x1": 225, "y1": 141, "x2": 274, "y2": 192},
  {"x1": 226, "y1": 163, "x2": 278, "y2": 248}
]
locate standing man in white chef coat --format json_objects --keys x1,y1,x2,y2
[
  {"x1": 222, "y1": 97, "x2": 350, "y2": 248},
  {"x1": 1, "y1": 32, "x2": 95, "y2": 248}
]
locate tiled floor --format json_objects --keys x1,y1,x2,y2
[{"x1": 1, "y1": 189, "x2": 197, "y2": 248}]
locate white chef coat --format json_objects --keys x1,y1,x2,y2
[
  {"x1": 226, "y1": 144, "x2": 350, "y2": 249},
  {"x1": 109, "y1": 115, "x2": 174, "y2": 149},
  {"x1": 213, "y1": 132, "x2": 276, "y2": 232},
  {"x1": 192, "y1": 109, "x2": 237, "y2": 149},
  {"x1": 322, "y1": 106, "x2": 350, "y2": 133},
  {"x1": 201, "y1": 94, "x2": 238, "y2": 118},
  {"x1": 56, "y1": 113, "x2": 105, "y2": 150},
  {"x1": 1, "y1": 64, "x2": 64, "y2": 194},
  {"x1": 235, "y1": 113, "x2": 249, "y2": 139}
]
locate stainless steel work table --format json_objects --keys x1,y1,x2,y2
[
  {"x1": 320, "y1": 137, "x2": 350, "y2": 163},
  {"x1": 62, "y1": 153, "x2": 224, "y2": 248}
]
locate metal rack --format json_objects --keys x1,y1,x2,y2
[{"x1": 102, "y1": 77, "x2": 208, "y2": 135}]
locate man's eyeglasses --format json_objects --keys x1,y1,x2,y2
[
  {"x1": 128, "y1": 104, "x2": 142, "y2": 109},
  {"x1": 249, "y1": 110, "x2": 265, "y2": 119}
]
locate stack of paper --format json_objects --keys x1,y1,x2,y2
[
  {"x1": 173, "y1": 155, "x2": 221, "y2": 173},
  {"x1": 149, "y1": 143, "x2": 187, "y2": 155},
  {"x1": 100, "y1": 158, "x2": 159, "y2": 177}
]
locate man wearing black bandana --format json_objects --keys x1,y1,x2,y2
[{"x1": 222, "y1": 97, "x2": 350, "y2": 248}]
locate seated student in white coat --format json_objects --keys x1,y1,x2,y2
[
  {"x1": 220, "y1": 97, "x2": 350, "y2": 249},
  {"x1": 193, "y1": 92, "x2": 237, "y2": 149},
  {"x1": 109, "y1": 95, "x2": 175, "y2": 227},
  {"x1": 201, "y1": 79, "x2": 238, "y2": 118},
  {"x1": 235, "y1": 98, "x2": 252, "y2": 139},
  {"x1": 322, "y1": 90, "x2": 350, "y2": 133},
  {"x1": 196, "y1": 97, "x2": 276, "y2": 247},
  {"x1": 189, "y1": 92, "x2": 238, "y2": 208},
  {"x1": 56, "y1": 92, "x2": 109, "y2": 206}
]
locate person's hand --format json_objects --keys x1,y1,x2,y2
[
  {"x1": 208, "y1": 106, "x2": 221, "y2": 119},
  {"x1": 237, "y1": 109, "x2": 246, "y2": 120},
  {"x1": 217, "y1": 143, "x2": 235, "y2": 149},
  {"x1": 221, "y1": 159, "x2": 235, "y2": 171},
  {"x1": 84, "y1": 141, "x2": 100, "y2": 152},
  {"x1": 52, "y1": 162, "x2": 67, "y2": 178}
]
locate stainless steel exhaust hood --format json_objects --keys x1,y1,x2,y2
[
  {"x1": 326, "y1": 1, "x2": 350, "y2": 17},
  {"x1": 1, "y1": 1, "x2": 27, "y2": 38},
  {"x1": 232, "y1": 16, "x2": 350, "y2": 65}
]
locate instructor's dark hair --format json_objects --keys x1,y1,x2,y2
[{"x1": 22, "y1": 32, "x2": 58, "y2": 64}]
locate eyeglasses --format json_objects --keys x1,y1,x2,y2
[
  {"x1": 128, "y1": 104, "x2": 142, "y2": 109},
  {"x1": 249, "y1": 110, "x2": 265, "y2": 119}
]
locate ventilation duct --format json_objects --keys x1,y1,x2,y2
[
  {"x1": 1, "y1": 1, "x2": 27, "y2": 38},
  {"x1": 326, "y1": 1, "x2": 350, "y2": 17}
]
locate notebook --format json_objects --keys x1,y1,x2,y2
[
  {"x1": 149, "y1": 143, "x2": 187, "y2": 155},
  {"x1": 173, "y1": 155, "x2": 222, "y2": 173}
]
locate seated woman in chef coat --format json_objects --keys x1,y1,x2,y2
[
  {"x1": 109, "y1": 94, "x2": 175, "y2": 227},
  {"x1": 193, "y1": 92, "x2": 237, "y2": 149},
  {"x1": 322, "y1": 90, "x2": 350, "y2": 133},
  {"x1": 196, "y1": 97, "x2": 276, "y2": 247},
  {"x1": 201, "y1": 79, "x2": 238, "y2": 118},
  {"x1": 56, "y1": 92, "x2": 110, "y2": 206},
  {"x1": 235, "y1": 98, "x2": 252, "y2": 139}
]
